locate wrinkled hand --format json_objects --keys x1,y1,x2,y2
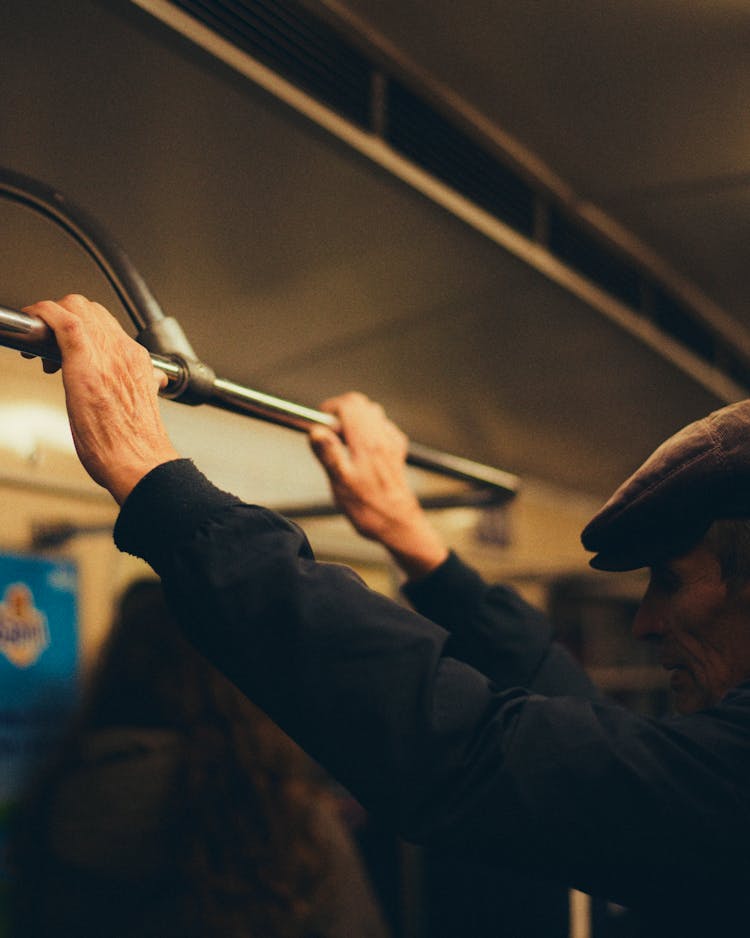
[
  {"x1": 23, "y1": 294, "x2": 180, "y2": 504},
  {"x1": 309, "y1": 392, "x2": 448, "y2": 579}
]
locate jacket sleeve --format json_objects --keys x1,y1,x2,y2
[
  {"x1": 402, "y1": 552, "x2": 599, "y2": 698},
  {"x1": 113, "y1": 460, "x2": 750, "y2": 910}
]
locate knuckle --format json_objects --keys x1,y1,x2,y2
[
  {"x1": 58, "y1": 293, "x2": 89, "y2": 309},
  {"x1": 127, "y1": 343, "x2": 151, "y2": 369},
  {"x1": 59, "y1": 317, "x2": 84, "y2": 339},
  {"x1": 29, "y1": 298, "x2": 59, "y2": 312},
  {"x1": 92, "y1": 301, "x2": 113, "y2": 321}
]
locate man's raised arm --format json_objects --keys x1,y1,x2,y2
[
  {"x1": 23, "y1": 294, "x2": 747, "y2": 919},
  {"x1": 309, "y1": 392, "x2": 449, "y2": 581},
  {"x1": 24, "y1": 294, "x2": 180, "y2": 504}
]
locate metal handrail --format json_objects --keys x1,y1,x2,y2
[
  {"x1": 0, "y1": 168, "x2": 520, "y2": 497},
  {"x1": 0, "y1": 168, "x2": 164, "y2": 332}
]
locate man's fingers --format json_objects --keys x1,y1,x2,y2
[
  {"x1": 155, "y1": 368, "x2": 168, "y2": 392},
  {"x1": 23, "y1": 299, "x2": 88, "y2": 356},
  {"x1": 57, "y1": 294, "x2": 115, "y2": 326},
  {"x1": 319, "y1": 391, "x2": 367, "y2": 416},
  {"x1": 19, "y1": 350, "x2": 62, "y2": 374},
  {"x1": 317, "y1": 392, "x2": 410, "y2": 468},
  {"x1": 320, "y1": 392, "x2": 386, "y2": 454},
  {"x1": 309, "y1": 425, "x2": 340, "y2": 462},
  {"x1": 57, "y1": 293, "x2": 92, "y2": 314},
  {"x1": 309, "y1": 425, "x2": 350, "y2": 480}
]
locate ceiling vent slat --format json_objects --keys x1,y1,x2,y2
[
  {"x1": 650, "y1": 286, "x2": 717, "y2": 362},
  {"x1": 173, "y1": 0, "x2": 372, "y2": 126},
  {"x1": 155, "y1": 0, "x2": 749, "y2": 393},
  {"x1": 548, "y1": 207, "x2": 642, "y2": 309},
  {"x1": 386, "y1": 82, "x2": 535, "y2": 238},
  {"x1": 724, "y1": 349, "x2": 750, "y2": 391}
]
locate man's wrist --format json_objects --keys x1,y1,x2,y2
[
  {"x1": 106, "y1": 448, "x2": 181, "y2": 505},
  {"x1": 383, "y1": 519, "x2": 449, "y2": 581}
]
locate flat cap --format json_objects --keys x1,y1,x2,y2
[{"x1": 581, "y1": 399, "x2": 750, "y2": 571}]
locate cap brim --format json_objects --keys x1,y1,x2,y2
[
  {"x1": 586, "y1": 520, "x2": 712, "y2": 573},
  {"x1": 588, "y1": 552, "x2": 648, "y2": 572}
]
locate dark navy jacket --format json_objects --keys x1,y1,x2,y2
[{"x1": 115, "y1": 460, "x2": 750, "y2": 936}]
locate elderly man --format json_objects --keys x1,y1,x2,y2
[
  {"x1": 26, "y1": 295, "x2": 750, "y2": 937},
  {"x1": 308, "y1": 390, "x2": 750, "y2": 718}
]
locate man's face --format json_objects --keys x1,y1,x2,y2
[{"x1": 632, "y1": 541, "x2": 750, "y2": 714}]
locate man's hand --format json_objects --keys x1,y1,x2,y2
[
  {"x1": 309, "y1": 392, "x2": 448, "y2": 580},
  {"x1": 23, "y1": 294, "x2": 180, "y2": 505}
]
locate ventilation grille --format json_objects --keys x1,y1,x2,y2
[
  {"x1": 164, "y1": 0, "x2": 748, "y2": 390},
  {"x1": 725, "y1": 349, "x2": 750, "y2": 390},
  {"x1": 548, "y1": 208, "x2": 641, "y2": 309},
  {"x1": 386, "y1": 82, "x2": 535, "y2": 237},
  {"x1": 650, "y1": 285, "x2": 716, "y2": 360},
  {"x1": 173, "y1": 0, "x2": 372, "y2": 126},
  {"x1": 649, "y1": 286, "x2": 750, "y2": 389}
]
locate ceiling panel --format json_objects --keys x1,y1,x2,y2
[
  {"x1": 0, "y1": 0, "x2": 734, "y2": 513},
  {"x1": 324, "y1": 0, "x2": 750, "y2": 324}
]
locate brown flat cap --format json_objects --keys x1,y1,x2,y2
[{"x1": 581, "y1": 400, "x2": 750, "y2": 571}]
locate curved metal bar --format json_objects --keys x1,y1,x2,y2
[
  {"x1": 0, "y1": 168, "x2": 519, "y2": 497},
  {"x1": 0, "y1": 167, "x2": 164, "y2": 331},
  {"x1": 0, "y1": 167, "x2": 200, "y2": 359},
  {"x1": 0, "y1": 305, "x2": 520, "y2": 496},
  {"x1": 0, "y1": 304, "x2": 182, "y2": 381}
]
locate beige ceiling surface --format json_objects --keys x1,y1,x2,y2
[
  {"x1": 0, "y1": 0, "x2": 739, "y2": 510},
  {"x1": 324, "y1": 0, "x2": 750, "y2": 319}
]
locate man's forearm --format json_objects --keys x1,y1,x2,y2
[{"x1": 26, "y1": 295, "x2": 180, "y2": 503}]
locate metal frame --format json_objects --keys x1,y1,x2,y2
[
  {"x1": 0, "y1": 167, "x2": 519, "y2": 498},
  {"x1": 29, "y1": 487, "x2": 509, "y2": 551}
]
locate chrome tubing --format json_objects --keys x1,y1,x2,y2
[
  {"x1": 0, "y1": 304, "x2": 182, "y2": 383},
  {"x1": 1, "y1": 168, "x2": 518, "y2": 495},
  {"x1": 0, "y1": 305, "x2": 520, "y2": 497},
  {"x1": 277, "y1": 488, "x2": 508, "y2": 519},
  {"x1": 0, "y1": 168, "x2": 197, "y2": 359},
  {"x1": 29, "y1": 489, "x2": 508, "y2": 549},
  {"x1": 0, "y1": 168, "x2": 164, "y2": 331}
]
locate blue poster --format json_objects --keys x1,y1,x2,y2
[{"x1": 0, "y1": 551, "x2": 79, "y2": 917}]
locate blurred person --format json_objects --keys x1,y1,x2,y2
[
  {"x1": 10, "y1": 578, "x2": 391, "y2": 938},
  {"x1": 19, "y1": 293, "x2": 750, "y2": 937}
]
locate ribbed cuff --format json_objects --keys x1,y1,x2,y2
[
  {"x1": 114, "y1": 459, "x2": 241, "y2": 569},
  {"x1": 402, "y1": 550, "x2": 486, "y2": 622}
]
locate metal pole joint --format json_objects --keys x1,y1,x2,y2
[
  {"x1": 158, "y1": 353, "x2": 217, "y2": 405},
  {"x1": 136, "y1": 316, "x2": 199, "y2": 360},
  {"x1": 0, "y1": 167, "x2": 521, "y2": 499}
]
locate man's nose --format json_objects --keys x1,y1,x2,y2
[{"x1": 632, "y1": 591, "x2": 665, "y2": 641}]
